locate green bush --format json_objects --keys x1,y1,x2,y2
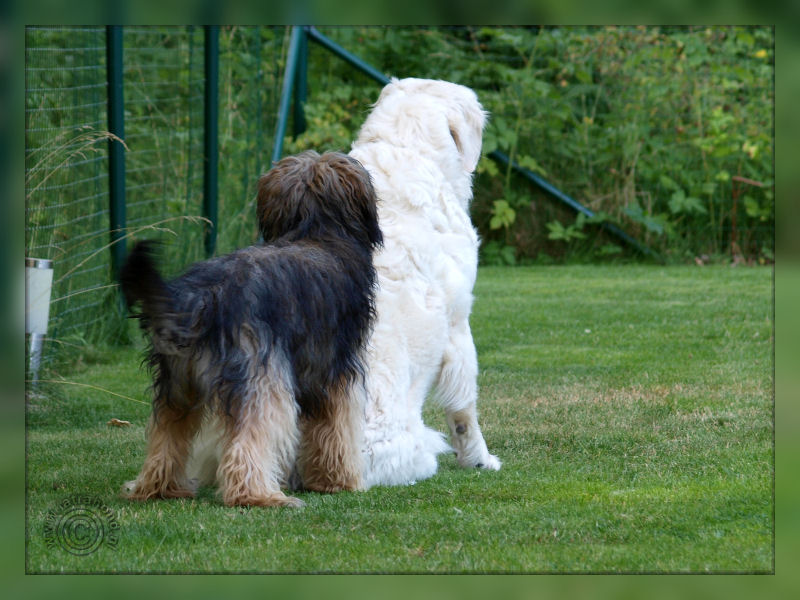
[{"x1": 290, "y1": 26, "x2": 774, "y2": 264}]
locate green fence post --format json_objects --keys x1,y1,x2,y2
[
  {"x1": 203, "y1": 25, "x2": 219, "y2": 258},
  {"x1": 271, "y1": 26, "x2": 303, "y2": 165},
  {"x1": 293, "y1": 27, "x2": 308, "y2": 137},
  {"x1": 106, "y1": 25, "x2": 126, "y2": 281}
]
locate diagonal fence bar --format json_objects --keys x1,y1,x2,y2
[
  {"x1": 291, "y1": 27, "x2": 658, "y2": 260},
  {"x1": 305, "y1": 26, "x2": 391, "y2": 86},
  {"x1": 490, "y1": 150, "x2": 661, "y2": 261}
]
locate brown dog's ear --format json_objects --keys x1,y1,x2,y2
[
  {"x1": 312, "y1": 152, "x2": 382, "y2": 249},
  {"x1": 336, "y1": 154, "x2": 382, "y2": 249}
]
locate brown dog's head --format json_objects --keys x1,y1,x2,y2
[{"x1": 256, "y1": 151, "x2": 382, "y2": 249}]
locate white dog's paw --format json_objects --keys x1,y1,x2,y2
[
  {"x1": 478, "y1": 454, "x2": 502, "y2": 471},
  {"x1": 454, "y1": 449, "x2": 502, "y2": 471}
]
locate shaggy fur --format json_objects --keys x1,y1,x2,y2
[
  {"x1": 120, "y1": 151, "x2": 382, "y2": 507},
  {"x1": 348, "y1": 78, "x2": 502, "y2": 487}
]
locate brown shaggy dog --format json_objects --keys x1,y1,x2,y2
[{"x1": 120, "y1": 151, "x2": 382, "y2": 507}]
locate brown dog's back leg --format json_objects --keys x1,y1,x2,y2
[
  {"x1": 298, "y1": 382, "x2": 364, "y2": 493},
  {"x1": 124, "y1": 402, "x2": 203, "y2": 501},
  {"x1": 216, "y1": 365, "x2": 303, "y2": 507}
]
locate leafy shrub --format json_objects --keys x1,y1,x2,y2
[{"x1": 291, "y1": 26, "x2": 773, "y2": 264}]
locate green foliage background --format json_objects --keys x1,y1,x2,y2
[{"x1": 287, "y1": 26, "x2": 774, "y2": 265}]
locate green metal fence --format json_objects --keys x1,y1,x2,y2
[
  {"x1": 26, "y1": 26, "x2": 112, "y2": 343},
  {"x1": 25, "y1": 25, "x2": 287, "y2": 366}
]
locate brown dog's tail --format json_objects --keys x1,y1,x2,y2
[{"x1": 120, "y1": 240, "x2": 172, "y2": 318}]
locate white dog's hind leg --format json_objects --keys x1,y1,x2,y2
[
  {"x1": 445, "y1": 406, "x2": 501, "y2": 470},
  {"x1": 361, "y1": 366, "x2": 451, "y2": 488},
  {"x1": 435, "y1": 321, "x2": 501, "y2": 471},
  {"x1": 362, "y1": 425, "x2": 449, "y2": 488}
]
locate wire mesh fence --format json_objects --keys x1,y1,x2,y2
[
  {"x1": 215, "y1": 26, "x2": 286, "y2": 255},
  {"x1": 122, "y1": 27, "x2": 207, "y2": 266},
  {"x1": 25, "y1": 26, "x2": 288, "y2": 372},
  {"x1": 25, "y1": 26, "x2": 112, "y2": 349}
]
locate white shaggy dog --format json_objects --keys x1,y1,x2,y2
[{"x1": 350, "y1": 78, "x2": 501, "y2": 487}]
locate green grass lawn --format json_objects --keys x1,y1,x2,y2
[{"x1": 25, "y1": 265, "x2": 773, "y2": 573}]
